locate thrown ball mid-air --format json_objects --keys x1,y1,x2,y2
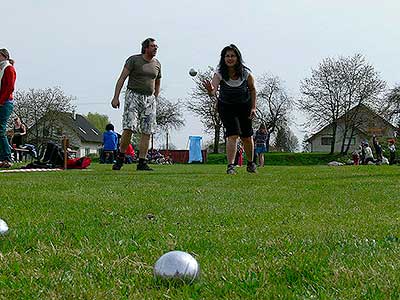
[{"x1": 189, "y1": 68, "x2": 198, "y2": 77}]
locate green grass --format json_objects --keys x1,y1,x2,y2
[
  {"x1": 1, "y1": 164, "x2": 400, "y2": 299},
  {"x1": 206, "y1": 152, "x2": 345, "y2": 165}
]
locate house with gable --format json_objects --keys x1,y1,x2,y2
[
  {"x1": 306, "y1": 104, "x2": 398, "y2": 152},
  {"x1": 26, "y1": 112, "x2": 103, "y2": 157}
]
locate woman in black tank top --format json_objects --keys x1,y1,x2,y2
[
  {"x1": 203, "y1": 44, "x2": 257, "y2": 175},
  {"x1": 12, "y1": 116, "x2": 26, "y2": 148}
]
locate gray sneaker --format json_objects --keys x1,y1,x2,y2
[
  {"x1": 226, "y1": 164, "x2": 237, "y2": 175},
  {"x1": 246, "y1": 161, "x2": 257, "y2": 173}
]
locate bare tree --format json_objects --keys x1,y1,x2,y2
[
  {"x1": 299, "y1": 54, "x2": 386, "y2": 154},
  {"x1": 338, "y1": 54, "x2": 386, "y2": 154},
  {"x1": 156, "y1": 95, "x2": 185, "y2": 131},
  {"x1": 301, "y1": 134, "x2": 311, "y2": 153},
  {"x1": 382, "y1": 85, "x2": 400, "y2": 125},
  {"x1": 274, "y1": 126, "x2": 299, "y2": 152},
  {"x1": 12, "y1": 87, "x2": 76, "y2": 148},
  {"x1": 187, "y1": 67, "x2": 223, "y2": 153},
  {"x1": 299, "y1": 57, "x2": 343, "y2": 154},
  {"x1": 256, "y1": 74, "x2": 293, "y2": 150},
  {"x1": 156, "y1": 95, "x2": 185, "y2": 151}
]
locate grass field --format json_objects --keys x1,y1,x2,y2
[{"x1": 0, "y1": 164, "x2": 400, "y2": 299}]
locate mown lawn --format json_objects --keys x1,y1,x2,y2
[{"x1": 0, "y1": 164, "x2": 399, "y2": 299}]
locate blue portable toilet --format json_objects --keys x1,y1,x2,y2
[{"x1": 188, "y1": 136, "x2": 203, "y2": 163}]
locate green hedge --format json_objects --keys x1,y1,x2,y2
[{"x1": 206, "y1": 152, "x2": 344, "y2": 165}]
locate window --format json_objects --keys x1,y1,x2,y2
[
  {"x1": 321, "y1": 136, "x2": 333, "y2": 145},
  {"x1": 85, "y1": 148, "x2": 90, "y2": 156}
]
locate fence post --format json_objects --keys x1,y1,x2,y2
[{"x1": 62, "y1": 136, "x2": 69, "y2": 170}]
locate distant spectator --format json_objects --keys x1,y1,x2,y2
[
  {"x1": 352, "y1": 146, "x2": 361, "y2": 165},
  {"x1": 359, "y1": 141, "x2": 366, "y2": 164},
  {"x1": 372, "y1": 135, "x2": 383, "y2": 162},
  {"x1": 11, "y1": 116, "x2": 26, "y2": 161},
  {"x1": 125, "y1": 143, "x2": 135, "y2": 164},
  {"x1": 12, "y1": 116, "x2": 26, "y2": 147},
  {"x1": 388, "y1": 139, "x2": 396, "y2": 165},
  {"x1": 234, "y1": 140, "x2": 244, "y2": 167},
  {"x1": 363, "y1": 142, "x2": 374, "y2": 164},
  {"x1": 254, "y1": 123, "x2": 268, "y2": 167},
  {"x1": 102, "y1": 123, "x2": 118, "y2": 163}
]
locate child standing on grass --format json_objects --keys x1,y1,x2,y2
[
  {"x1": 234, "y1": 140, "x2": 244, "y2": 167},
  {"x1": 352, "y1": 147, "x2": 360, "y2": 165},
  {"x1": 254, "y1": 123, "x2": 269, "y2": 167}
]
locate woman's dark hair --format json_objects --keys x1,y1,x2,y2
[
  {"x1": 218, "y1": 44, "x2": 249, "y2": 81},
  {"x1": 0, "y1": 48, "x2": 14, "y2": 65},
  {"x1": 141, "y1": 38, "x2": 156, "y2": 54},
  {"x1": 105, "y1": 123, "x2": 114, "y2": 131}
]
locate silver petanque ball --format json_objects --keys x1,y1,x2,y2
[
  {"x1": 0, "y1": 218, "x2": 9, "y2": 235},
  {"x1": 189, "y1": 68, "x2": 198, "y2": 77},
  {"x1": 154, "y1": 250, "x2": 200, "y2": 282}
]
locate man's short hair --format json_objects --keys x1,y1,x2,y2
[{"x1": 141, "y1": 38, "x2": 156, "y2": 54}]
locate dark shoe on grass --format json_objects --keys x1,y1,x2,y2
[
  {"x1": 137, "y1": 162, "x2": 153, "y2": 171},
  {"x1": 112, "y1": 156, "x2": 124, "y2": 170},
  {"x1": 226, "y1": 164, "x2": 237, "y2": 175},
  {"x1": 246, "y1": 161, "x2": 257, "y2": 173}
]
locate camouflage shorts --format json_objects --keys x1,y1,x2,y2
[{"x1": 122, "y1": 89, "x2": 157, "y2": 134}]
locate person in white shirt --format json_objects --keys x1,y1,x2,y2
[
  {"x1": 388, "y1": 139, "x2": 396, "y2": 165},
  {"x1": 363, "y1": 142, "x2": 374, "y2": 164}
]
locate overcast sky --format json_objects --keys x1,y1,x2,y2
[{"x1": 4, "y1": 0, "x2": 400, "y2": 149}]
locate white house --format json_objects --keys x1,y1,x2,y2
[
  {"x1": 27, "y1": 112, "x2": 103, "y2": 157},
  {"x1": 306, "y1": 104, "x2": 398, "y2": 152}
]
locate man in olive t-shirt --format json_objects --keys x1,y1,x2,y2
[{"x1": 111, "y1": 38, "x2": 161, "y2": 171}]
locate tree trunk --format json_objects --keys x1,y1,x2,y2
[
  {"x1": 166, "y1": 131, "x2": 169, "y2": 156},
  {"x1": 344, "y1": 127, "x2": 356, "y2": 154},
  {"x1": 340, "y1": 127, "x2": 349, "y2": 154},
  {"x1": 213, "y1": 126, "x2": 221, "y2": 153},
  {"x1": 330, "y1": 124, "x2": 337, "y2": 154},
  {"x1": 266, "y1": 133, "x2": 271, "y2": 152}
]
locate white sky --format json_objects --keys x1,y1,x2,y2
[{"x1": 4, "y1": 0, "x2": 400, "y2": 149}]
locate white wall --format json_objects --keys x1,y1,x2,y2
[{"x1": 78, "y1": 142, "x2": 101, "y2": 157}]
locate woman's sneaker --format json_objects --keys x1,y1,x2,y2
[
  {"x1": 246, "y1": 161, "x2": 257, "y2": 173},
  {"x1": 226, "y1": 164, "x2": 237, "y2": 175}
]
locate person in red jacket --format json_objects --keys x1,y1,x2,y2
[{"x1": 0, "y1": 48, "x2": 16, "y2": 168}]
